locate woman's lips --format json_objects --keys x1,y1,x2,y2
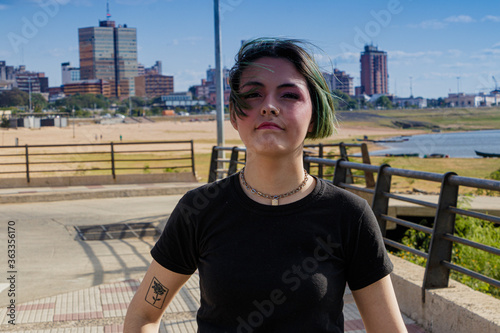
[{"x1": 257, "y1": 122, "x2": 283, "y2": 130}]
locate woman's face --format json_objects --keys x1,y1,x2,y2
[{"x1": 231, "y1": 57, "x2": 313, "y2": 158}]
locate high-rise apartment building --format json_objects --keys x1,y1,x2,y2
[
  {"x1": 323, "y1": 69, "x2": 354, "y2": 96},
  {"x1": 78, "y1": 19, "x2": 138, "y2": 98},
  {"x1": 360, "y1": 45, "x2": 388, "y2": 96}
]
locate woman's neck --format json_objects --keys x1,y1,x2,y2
[{"x1": 239, "y1": 152, "x2": 315, "y2": 205}]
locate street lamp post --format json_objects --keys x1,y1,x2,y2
[
  {"x1": 213, "y1": 0, "x2": 225, "y2": 178},
  {"x1": 28, "y1": 77, "x2": 32, "y2": 113},
  {"x1": 72, "y1": 108, "x2": 75, "y2": 139},
  {"x1": 214, "y1": 0, "x2": 224, "y2": 147}
]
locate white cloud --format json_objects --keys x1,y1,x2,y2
[
  {"x1": 444, "y1": 15, "x2": 475, "y2": 23},
  {"x1": 481, "y1": 48, "x2": 500, "y2": 56},
  {"x1": 174, "y1": 69, "x2": 206, "y2": 90},
  {"x1": 44, "y1": 48, "x2": 67, "y2": 57},
  {"x1": 333, "y1": 52, "x2": 358, "y2": 62},
  {"x1": 441, "y1": 62, "x2": 475, "y2": 69},
  {"x1": 408, "y1": 19, "x2": 447, "y2": 29},
  {"x1": 409, "y1": 15, "x2": 476, "y2": 29},
  {"x1": 0, "y1": 5, "x2": 8, "y2": 10},
  {"x1": 481, "y1": 15, "x2": 500, "y2": 22},
  {"x1": 0, "y1": 50, "x2": 12, "y2": 57},
  {"x1": 390, "y1": 50, "x2": 443, "y2": 59},
  {"x1": 169, "y1": 37, "x2": 203, "y2": 46},
  {"x1": 447, "y1": 49, "x2": 462, "y2": 57}
]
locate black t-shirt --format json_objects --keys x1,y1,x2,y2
[{"x1": 151, "y1": 174, "x2": 393, "y2": 332}]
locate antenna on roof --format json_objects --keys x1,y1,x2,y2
[{"x1": 106, "y1": 0, "x2": 111, "y2": 20}]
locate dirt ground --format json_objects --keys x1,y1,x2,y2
[{"x1": 0, "y1": 118, "x2": 424, "y2": 153}]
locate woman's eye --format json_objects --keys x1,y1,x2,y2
[
  {"x1": 283, "y1": 92, "x2": 300, "y2": 99},
  {"x1": 243, "y1": 92, "x2": 261, "y2": 99}
]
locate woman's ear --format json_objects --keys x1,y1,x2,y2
[
  {"x1": 229, "y1": 107, "x2": 238, "y2": 130},
  {"x1": 230, "y1": 115, "x2": 238, "y2": 130},
  {"x1": 308, "y1": 114, "x2": 315, "y2": 133},
  {"x1": 308, "y1": 121, "x2": 314, "y2": 133}
]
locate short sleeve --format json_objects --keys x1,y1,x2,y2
[
  {"x1": 151, "y1": 193, "x2": 200, "y2": 275},
  {"x1": 346, "y1": 201, "x2": 393, "y2": 290}
]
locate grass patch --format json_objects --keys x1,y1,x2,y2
[{"x1": 368, "y1": 156, "x2": 500, "y2": 194}]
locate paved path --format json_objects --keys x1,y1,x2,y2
[
  {"x1": 0, "y1": 183, "x2": 428, "y2": 332},
  {"x1": 0, "y1": 275, "x2": 426, "y2": 332}
]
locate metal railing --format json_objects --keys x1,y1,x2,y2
[
  {"x1": 208, "y1": 143, "x2": 373, "y2": 184},
  {"x1": 303, "y1": 142, "x2": 375, "y2": 187},
  {"x1": 0, "y1": 140, "x2": 195, "y2": 182},
  {"x1": 208, "y1": 145, "x2": 500, "y2": 299}
]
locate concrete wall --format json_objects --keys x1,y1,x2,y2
[
  {"x1": 0, "y1": 172, "x2": 197, "y2": 188},
  {"x1": 389, "y1": 254, "x2": 500, "y2": 333}
]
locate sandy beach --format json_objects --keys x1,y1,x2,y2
[{"x1": 0, "y1": 118, "x2": 424, "y2": 153}]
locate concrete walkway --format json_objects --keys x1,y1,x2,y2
[
  {"x1": 0, "y1": 182, "x2": 428, "y2": 332},
  {"x1": 0, "y1": 274, "x2": 426, "y2": 332}
]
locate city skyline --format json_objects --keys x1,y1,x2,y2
[{"x1": 1, "y1": 0, "x2": 499, "y2": 99}]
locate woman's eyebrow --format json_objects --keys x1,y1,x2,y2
[
  {"x1": 241, "y1": 82, "x2": 301, "y2": 89},
  {"x1": 241, "y1": 81, "x2": 264, "y2": 89},
  {"x1": 277, "y1": 83, "x2": 300, "y2": 89}
]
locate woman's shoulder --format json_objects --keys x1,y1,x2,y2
[{"x1": 181, "y1": 174, "x2": 236, "y2": 205}]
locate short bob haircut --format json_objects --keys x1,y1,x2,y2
[{"x1": 229, "y1": 38, "x2": 336, "y2": 139}]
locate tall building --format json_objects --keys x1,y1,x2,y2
[
  {"x1": 78, "y1": 18, "x2": 138, "y2": 98},
  {"x1": 323, "y1": 69, "x2": 354, "y2": 96},
  {"x1": 0, "y1": 61, "x2": 16, "y2": 90},
  {"x1": 135, "y1": 74, "x2": 174, "y2": 98},
  {"x1": 0, "y1": 61, "x2": 15, "y2": 81},
  {"x1": 359, "y1": 45, "x2": 388, "y2": 96},
  {"x1": 15, "y1": 70, "x2": 49, "y2": 93},
  {"x1": 61, "y1": 62, "x2": 80, "y2": 85},
  {"x1": 206, "y1": 66, "x2": 230, "y2": 90},
  {"x1": 63, "y1": 79, "x2": 111, "y2": 98}
]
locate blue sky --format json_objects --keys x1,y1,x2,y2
[{"x1": 1, "y1": 0, "x2": 499, "y2": 99}]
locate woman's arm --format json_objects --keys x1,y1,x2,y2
[
  {"x1": 124, "y1": 259, "x2": 192, "y2": 333},
  {"x1": 351, "y1": 275, "x2": 408, "y2": 333}
]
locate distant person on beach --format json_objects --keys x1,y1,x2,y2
[{"x1": 124, "y1": 38, "x2": 407, "y2": 332}]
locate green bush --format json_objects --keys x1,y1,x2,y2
[{"x1": 394, "y1": 213, "x2": 500, "y2": 299}]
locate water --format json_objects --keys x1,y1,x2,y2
[{"x1": 371, "y1": 130, "x2": 500, "y2": 158}]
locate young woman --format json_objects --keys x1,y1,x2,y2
[{"x1": 124, "y1": 38, "x2": 407, "y2": 332}]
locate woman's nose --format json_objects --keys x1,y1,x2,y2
[{"x1": 260, "y1": 106, "x2": 280, "y2": 116}]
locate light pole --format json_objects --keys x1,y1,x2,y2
[
  {"x1": 213, "y1": 0, "x2": 225, "y2": 179},
  {"x1": 214, "y1": 0, "x2": 224, "y2": 147},
  {"x1": 72, "y1": 108, "x2": 75, "y2": 139},
  {"x1": 28, "y1": 77, "x2": 32, "y2": 113}
]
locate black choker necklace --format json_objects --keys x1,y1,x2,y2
[{"x1": 239, "y1": 168, "x2": 308, "y2": 206}]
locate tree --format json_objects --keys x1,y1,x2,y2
[
  {"x1": 375, "y1": 96, "x2": 393, "y2": 109},
  {"x1": 0, "y1": 88, "x2": 29, "y2": 107},
  {"x1": 54, "y1": 93, "x2": 110, "y2": 110},
  {"x1": 31, "y1": 93, "x2": 48, "y2": 111},
  {"x1": 332, "y1": 90, "x2": 357, "y2": 110}
]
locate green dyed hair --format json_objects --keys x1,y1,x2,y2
[{"x1": 229, "y1": 37, "x2": 336, "y2": 139}]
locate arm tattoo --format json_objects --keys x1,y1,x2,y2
[{"x1": 145, "y1": 277, "x2": 169, "y2": 309}]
